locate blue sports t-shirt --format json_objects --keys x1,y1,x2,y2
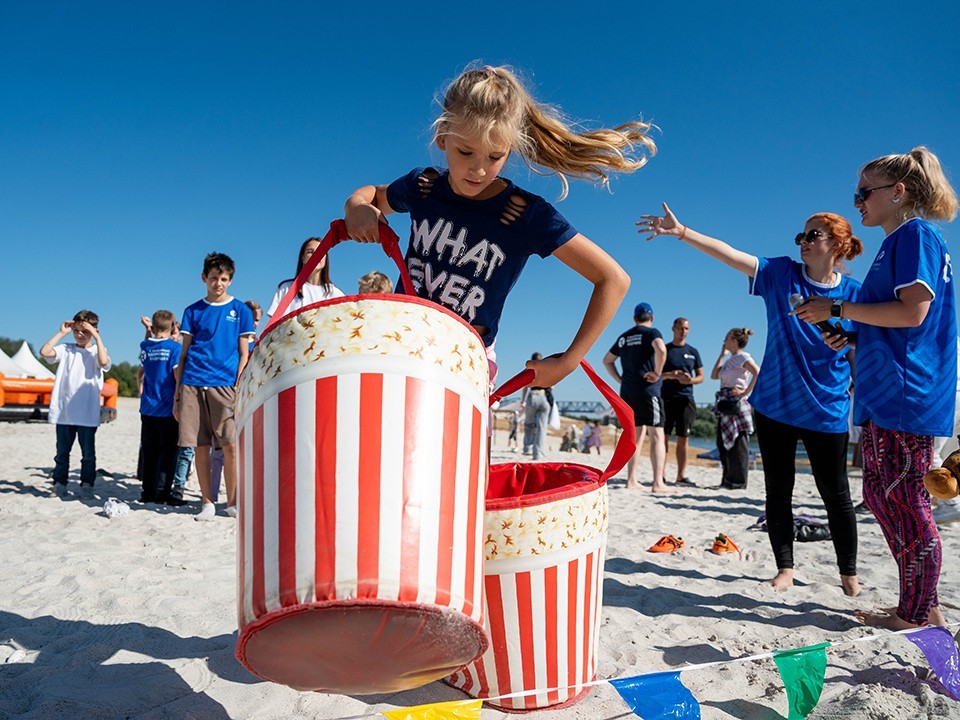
[
  {"x1": 139, "y1": 338, "x2": 181, "y2": 417},
  {"x1": 180, "y1": 297, "x2": 255, "y2": 387},
  {"x1": 748, "y1": 256, "x2": 860, "y2": 433},
  {"x1": 386, "y1": 168, "x2": 577, "y2": 346},
  {"x1": 853, "y1": 219, "x2": 957, "y2": 436}
]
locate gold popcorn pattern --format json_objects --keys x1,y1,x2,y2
[
  {"x1": 483, "y1": 485, "x2": 608, "y2": 560},
  {"x1": 238, "y1": 299, "x2": 488, "y2": 409}
]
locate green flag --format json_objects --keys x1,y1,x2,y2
[{"x1": 773, "y1": 642, "x2": 830, "y2": 719}]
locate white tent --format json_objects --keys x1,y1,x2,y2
[
  {"x1": 11, "y1": 342, "x2": 55, "y2": 379},
  {"x1": 0, "y1": 348, "x2": 27, "y2": 377}
]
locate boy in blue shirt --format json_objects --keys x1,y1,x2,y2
[
  {"x1": 137, "y1": 309, "x2": 183, "y2": 506},
  {"x1": 174, "y1": 252, "x2": 255, "y2": 521}
]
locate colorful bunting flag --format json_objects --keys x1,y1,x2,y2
[
  {"x1": 381, "y1": 699, "x2": 482, "y2": 720},
  {"x1": 905, "y1": 626, "x2": 960, "y2": 701},
  {"x1": 611, "y1": 671, "x2": 701, "y2": 719},
  {"x1": 773, "y1": 642, "x2": 830, "y2": 719}
]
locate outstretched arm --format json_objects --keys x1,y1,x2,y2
[
  {"x1": 527, "y1": 234, "x2": 630, "y2": 388},
  {"x1": 637, "y1": 203, "x2": 758, "y2": 277},
  {"x1": 344, "y1": 185, "x2": 395, "y2": 243}
]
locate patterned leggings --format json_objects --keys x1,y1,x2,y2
[{"x1": 861, "y1": 422, "x2": 941, "y2": 625}]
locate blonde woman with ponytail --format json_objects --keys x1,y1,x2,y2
[
  {"x1": 638, "y1": 206, "x2": 864, "y2": 597},
  {"x1": 346, "y1": 63, "x2": 656, "y2": 387},
  {"x1": 795, "y1": 147, "x2": 958, "y2": 630}
]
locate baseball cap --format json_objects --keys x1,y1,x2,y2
[{"x1": 634, "y1": 302, "x2": 653, "y2": 316}]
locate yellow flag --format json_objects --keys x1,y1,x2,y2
[{"x1": 382, "y1": 699, "x2": 482, "y2": 720}]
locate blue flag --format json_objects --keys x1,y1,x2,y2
[
  {"x1": 611, "y1": 671, "x2": 701, "y2": 719},
  {"x1": 906, "y1": 626, "x2": 960, "y2": 701}
]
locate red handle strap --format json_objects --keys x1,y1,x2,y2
[
  {"x1": 490, "y1": 359, "x2": 637, "y2": 482},
  {"x1": 263, "y1": 219, "x2": 416, "y2": 334}
]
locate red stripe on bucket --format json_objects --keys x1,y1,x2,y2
[
  {"x1": 398, "y1": 376, "x2": 423, "y2": 603},
  {"x1": 515, "y1": 572, "x2": 537, "y2": 709},
  {"x1": 485, "y1": 573, "x2": 512, "y2": 700},
  {"x1": 464, "y1": 406, "x2": 482, "y2": 617},
  {"x1": 544, "y1": 564, "x2": 560, "y2": 705},
  {"x1": 582, "y1": 551, "x2": 595, "y2": 685},
  {"x1": 252, "y1": 406, "x2": 266, "y2": 618},
  {"x1": 566, "y1": 559, "x2": 579, "y2": 696},
  {"x1": 237, "y1": 425, "x2": 246, "y2": 625},
  {"x1": 357, "y1": 373, "x2": 383, "y2": 599},
  {"x1": 315, "y1": 375, "x2": 337, "y2": 600},
  {"x1": 435, "y1": 389, "x2": 459, "y2": 606},
  {"x1": 277, "y1": 387, "x2": 298, "y2": 608}
]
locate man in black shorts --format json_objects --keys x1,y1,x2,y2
[
  {"x1": 603, "y1": 302, "x2": 672, "y2": 493},
  {"x1": 661, "y1": 317, "x2": 704, "y2": 487}
]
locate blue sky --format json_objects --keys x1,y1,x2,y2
[{"x1": 2, "y1": 2, "x2": 959, "y2": 402}]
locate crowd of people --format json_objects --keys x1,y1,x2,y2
[{"x1": 40, "y1": 62, "x2": 959, "y2": 632}]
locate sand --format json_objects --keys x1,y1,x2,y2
[{"x1": 1, "y1": 396, "x2": 958, "y2": 719}]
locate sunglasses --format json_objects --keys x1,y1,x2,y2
[
  {"x1": 854, "y1": 183, "x2": 896, "y2": 203},
  {"x1": 794, "y1": 229, "x2": 830, "y2": 245}
]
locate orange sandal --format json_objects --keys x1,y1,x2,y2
[
  {"x1": 710, "y1": 533, "x2": 741, "y2": 557},
  {"x1": 648, "y1": 535, "x2": 685, "y2": 553}
]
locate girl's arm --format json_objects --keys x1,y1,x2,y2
[
  {"x1": 793, "y1": 283, "x2": 933, "y2": 329},
  {"x1": 737, "y1": 358, "x2": 761, "y2": 397},
  {"x1": 527, "y1": 234, "x2": 630, "y2": 388},
  {"x1": 710, "y1": 349, "x2": 728, "y2": 381},
  {"x1": 344, "y1": 185, "x2": 395, "y2": 243},
  {"x1": 637, "y1": 203, "x2": 758, "y2": 277}
]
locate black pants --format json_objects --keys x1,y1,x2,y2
[
  {"x1": 717, "y1": 428, "x2": 749, "y2": 489},
  {"x1": 754, "y1": 411, "x2": 857, "y2": 576},
  {"x1": 140, "y1": 415, "x2": 180, "y2": 502}
]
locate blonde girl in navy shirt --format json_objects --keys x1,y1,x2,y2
[
  {"x1": 345, "y1": 64, "x2": 656, "y2": 387},
  {"x1": 796, "y1": 147, "x2": 958, "y2": 629}
]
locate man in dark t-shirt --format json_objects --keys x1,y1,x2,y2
[
  {"x1": 603, "y1": 302, "x2": 672, "y2": 493},
  {"x1": 661, "y1": 317, "x2": 704, "y2": 487}
]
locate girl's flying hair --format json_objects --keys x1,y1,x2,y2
[{"x1": 433, "y1": 64, "x2": 657, "y2": 199}]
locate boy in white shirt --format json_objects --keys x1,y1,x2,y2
[{"x1": 40, "y1": 310, "x2": 112, "y2": 499}]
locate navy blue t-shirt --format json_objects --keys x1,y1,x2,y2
[
  {"x1": 609, "y1": 325, "x2": 663, "y2": 397},
  {"x1": 386, "y1": 168, "x2": 577, "y2": 345},
  {"x1": 661, "y1": 343, "x2": 702, "y2": 400}
]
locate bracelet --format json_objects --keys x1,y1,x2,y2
[{"x1": 678, "y1": 224, "x2": 688, "y2": 241}]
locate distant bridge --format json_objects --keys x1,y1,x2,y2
[{"x1": 557, "y1": 400, "x2": 609, "y2": 416}]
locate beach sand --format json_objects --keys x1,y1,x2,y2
[{"x1": 1, "y1": 397, "x2": 958, "y2": 718}]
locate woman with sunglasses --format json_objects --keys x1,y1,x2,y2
[
  {"x1": 637, "y1": 206, "x2": 863, "y2": 596},
  {"x1": 794, "y1": 147, "x2": 958, "y2": 629}
]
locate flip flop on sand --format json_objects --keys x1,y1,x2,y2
[
  {"x1": 710, "y1": 533, "x2": 741, "y2": 557},
  {"x1": 648, "y1": 535, "x2": 685, "y2": 553}
]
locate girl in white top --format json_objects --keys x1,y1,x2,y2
[
  {"x1": 712, "y1": 327, "x2": 759, "y2": 490},
  {"x1": 266, "y1": 237, "x2": 345, "y2": 321}
]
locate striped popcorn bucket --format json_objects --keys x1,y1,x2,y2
[
  {"x1": 234, "y1": 221, "x2": 490, "y2": 693},
  {"x1": 448, "y1": 360, "x2": 636, "y2": 711}
]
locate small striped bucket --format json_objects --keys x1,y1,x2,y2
[
  {"x1": 234, "y1": 222, "x2": 490, "y2": 693},
  {"x1": 448, "y1": 361, "x2": 635, "y2": 711}
]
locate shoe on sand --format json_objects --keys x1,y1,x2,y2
[
  {"x1": 710, "y1": 533, "x2": 741, "y2": 557},
  {"x1": 79, "y1": 485, "x2": 95, "y2": 500},
  {"x1": 648, "y1": 535, "x2": 685, "y2": 553},
  {"x1": 933, "y1": 499, "x2": 960, "y2": 525},
  {"x1": 194, "y1": 502, "x2": 216, "y2": 521},
  {"x1": 53, "y1": 483, "x2": 68, "y2": 498},
  {"x1": 225, "y1": 505, "x2": 238, "y2": 519}
]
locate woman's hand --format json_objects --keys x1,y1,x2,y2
[
  {"x1": 822, "y1": 331, "x2": 850, "y2": 351},
  {"x1": 636, "y1": 202, "x2": 683, "y2": 240},
  {"x1": 791, "y1": 296, "x2": 833, "y2": 324},
  {"x1": 728, "y1": 387, "x2": 745, "y2": 397}
]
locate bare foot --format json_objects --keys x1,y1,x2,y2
[
  {"x1": 854, "y1": 609, "x2": 921, "y2": 630},
  {"x1": 651, "y1": 483, "x2": 678, "y2": 494},
  {"x1": 625, "y1": 481, "x2": 641, "y2": 489},
  {"x1": 841, "y1": 574, "x2": 861, "y2": 597},
  {"x1": 766, "y1": 569, "x2": 794, "y2": 592},
  {"x1": 929, "y1": 606, "x2": 947, "y2": 627}
]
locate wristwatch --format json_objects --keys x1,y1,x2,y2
[{"x1": 830, "y1": 299, "x2": 844, "y2": 319}]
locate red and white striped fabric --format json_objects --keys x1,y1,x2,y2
[
  {"x1": 234, "y1": 298, "x2": 490, "y2": 694},
  {"x1": 448, "y1": 481, "x2": 608, "y2": 711}
]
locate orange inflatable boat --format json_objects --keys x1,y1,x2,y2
[{"x1": 0, "y1": 374, "x2": 118, "y2": 423}]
